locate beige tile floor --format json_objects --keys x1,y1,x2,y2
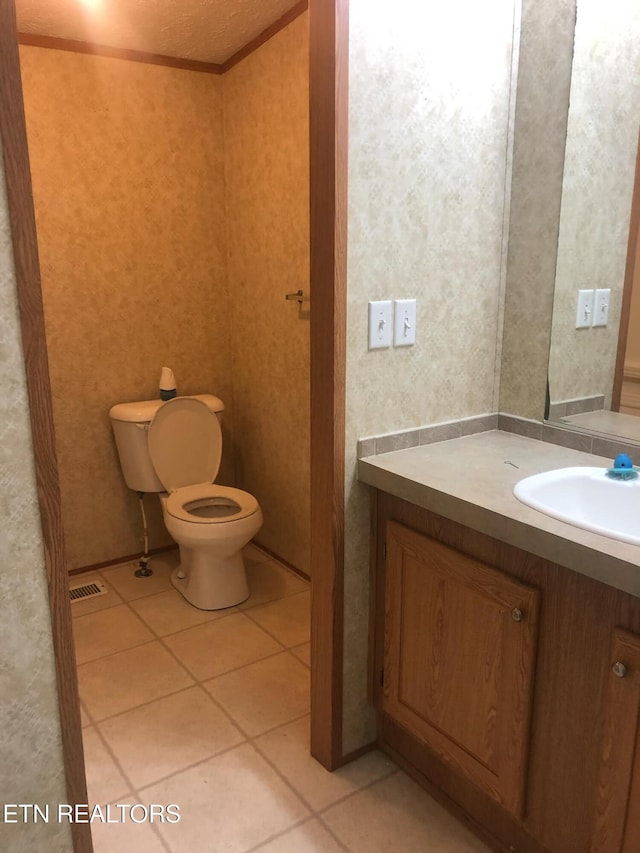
[{"x1": 72, "y1": 544, "x2": 489, "y2": 853}]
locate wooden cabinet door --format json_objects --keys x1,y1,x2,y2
[
  {"x1": 383, "y1": 521, "x2": 540, "y2": 817},
  {"x1": 591, "y1": 628, "x2": 640, "y2": 852}
]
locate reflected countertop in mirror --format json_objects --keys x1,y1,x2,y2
[{"x1": 547, "y1": 410, "x2": 640, "y2": 445}]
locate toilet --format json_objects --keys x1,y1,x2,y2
[{"x1": 109, "y1": 394, "x2": 262, "y2": 610}]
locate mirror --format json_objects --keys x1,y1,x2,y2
[{"x1": 546, "y1": 0, "x2": 640, "y2": 442}]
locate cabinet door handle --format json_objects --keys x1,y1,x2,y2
[
  {"x1": 511, "y1": 608, "x2": 524, "y2": 622},
  {"x1": 612, "y1": 661, "x2": 628, "y2": 678}
]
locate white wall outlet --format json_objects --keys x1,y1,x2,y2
[
  {"x1": 393, "y1": 299, "x2": 417, "y2": 346},
  {"x1": 593, "y1": 288, "x2": 611, "y2": 327},
  {"x1": 575, "y1": 289, "x2": 595, "y2": 328},
  {"x1": 368, "y1": 300, "x2": 393, "y2": 349}
]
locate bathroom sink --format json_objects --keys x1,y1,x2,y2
[{"x1": 513, "y1": 466, "x2": 640, "y2": 546}]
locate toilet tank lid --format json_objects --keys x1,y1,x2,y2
[{"x1": 109, "y1": 394, "x2": 224, "y2": 423}]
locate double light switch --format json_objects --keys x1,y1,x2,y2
[
  {"x1": 575, "y1": 289, "x2": 610, "y2": 328},
  {"x1": 368, "y1": 300, "x2": 417, "y2": 349}
]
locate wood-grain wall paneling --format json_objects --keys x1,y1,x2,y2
[
  {"x1": 308, "y1": 0, "x2": 348, "y2": 769},
  {"x1": 0, "y1": 2, "x2": 90, "y2": 851}
]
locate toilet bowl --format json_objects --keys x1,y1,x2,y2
[
  {"x1": 160, "y1": 486, "x2": 262, "y2": 609},
  {"x1": 109, "y1": 394, "x2": 262, "y2": 610}
]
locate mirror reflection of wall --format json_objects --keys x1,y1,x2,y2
[{"x1": 546, "y1": 0, "x2": 640, "y2": 439}]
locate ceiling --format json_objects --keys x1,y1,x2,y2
[{"x1": 14, "y1": 0, "x2": 302, "y2": 65}]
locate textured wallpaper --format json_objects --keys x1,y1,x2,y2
[
  {"x1": 20, "y1": 47, "x2": 233, "y2": 570},
  {"x1": 223, "y1": 13, "x2": 310, "y2": 575},
  {"x1": 0, "y1": 150, "x2": 71, "y2": 849},
  {"x1": 343, "y1": 0, "x2": 518, "y2": 752},
  {"x1": 547, "y1": 0, "x2": 640, "y2": 408}
]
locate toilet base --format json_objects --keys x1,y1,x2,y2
[{"x1": 171, "y1": 545, "x2": 249, "y2": 610}]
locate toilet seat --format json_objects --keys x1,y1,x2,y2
[{"x1": 165, "y1": 484, "x2": 259, "y2": 525}]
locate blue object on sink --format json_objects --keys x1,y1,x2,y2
[{"x1": 607, "y1": 453, "x2": 638, "y2": 480}]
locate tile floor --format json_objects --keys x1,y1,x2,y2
[{"x1": 72, "y1": 544, "x2": 489, "y2": 852}]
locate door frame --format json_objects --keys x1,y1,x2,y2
[
  {"x1": 0, "y1": 2, "x2": 90, "y2": 851},
  {"x1": 0, "y1": 2, "x2": 347, "y2": 850},
  {"x1": 308, "y1": 0, "x2": 348, "y2": 770}
]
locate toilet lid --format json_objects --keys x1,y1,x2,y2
[{"x1": 148, "y1": 397, "x2": 222, "y2": 490}]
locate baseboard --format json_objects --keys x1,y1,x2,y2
[
  {"x1": 252, "y1": 540, "x2": 310, "y2": 581},
  {"x1": 68, "y1": 544, "x2": 178, "y2": 576}
]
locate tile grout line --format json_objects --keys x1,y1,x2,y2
[
  {"x1": 243, "y1": 815, "x2": 352, "y2": 853},
  {"x1": 131, "y1": 707, "x2": 313, "y2": 797},
  {"x1": 84, "y1": 725, "x2": 173, "y2": 853},
  {"x1": 248, "y1": 730, "x2": 402, "y2": 852},
  {"x1": 240, "y1": 591, "x2": 311, "y2": 651},
  {"x1": 76, "y1": 633, "x2": 159, "y2": 668}
]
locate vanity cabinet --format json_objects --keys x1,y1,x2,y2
[
  {"x1": 371, "y1": 491, "x2": 640, "y2": 853},
  {"x1": 591, "y1": 629, "x2": 640, "y2": 852},
  {"x1": 384, "y1": 521, "x2": 539, "y2": 817}
]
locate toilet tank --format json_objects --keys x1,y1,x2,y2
[{"x1": 109, "y1": 394, "x2": 224, "y2": 493}]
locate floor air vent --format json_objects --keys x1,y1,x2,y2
[{"x1": 69, "y1": 581, "x2": 107, "y2": 602}]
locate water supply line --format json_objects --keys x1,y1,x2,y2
[{"x1": 135, "y1": 492, "x2": 153, "y2": 577}]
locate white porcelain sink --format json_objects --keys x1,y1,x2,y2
[{"x1": 513, "y1": 466, "x2": 640, "y2": 546}]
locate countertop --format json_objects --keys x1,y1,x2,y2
[{"x1": 358, "y1": 429, "x2": 640, "y2": 598}]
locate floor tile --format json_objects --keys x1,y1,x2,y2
[
  {"x1": 291, "y1": 643, "x2": 310, "y2": 667},
  {"x1": 321, "y1": 771, "x2": 491, "y2": 852},
  {"x1": 90, "y1": 802, "x2": 168, "y2": 853},
  {"x1": 81, "y1": 727, "x2": 131, "y2": 806},
  {"x1": 78, "y1": 641, "x2": 194, "y2": 721},
  {"x1": 255, "y1": 716, "x2": 396, "y2": 811},
  {"x1": 99, "y1": 687, "x2": 245, "y2": 789},
  {"x1": 130, "y1": 589, "x2": 229, "y2": 637},
  {"x1": 254, "y1": 818, "x2": 346, "y2": 852},
  {"x1": 69, "y1": 572, "x2": 124, "y2": 618},
  {"x1": 164, "y1": 612, "x2": 282, "y2": 681},
  {"x1": 204, "y1": 652, "x2": 310, "y2": 736},
  {"x1": 245, "y1": 591, "x2": 310, "y2": 648},
  {"x1": 142, "y1": 743, "x2": 309, "y2": 853},
  {"x1": 102, "y1": 554, "x2": 177, "y2": 602},
  {"x1": 73, "y1": 605, "x2": 155, "y2": 664},
  {"x1": 238, "y1": 560, "x2": 308, "y2": 611}
]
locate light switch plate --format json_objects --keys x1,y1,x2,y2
[
  {"x1": 575, "y1": 290, "x2": 594, "y2": 329},
  {"x1": 393, "y1": 299, "x2": 417, "y2": 346},
  {"x1": 368, "y1": 300, "x2": 392, "y2": 349},
  {"x1": 593, "y1": 288, "x2": 610, "y2": 327}
]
